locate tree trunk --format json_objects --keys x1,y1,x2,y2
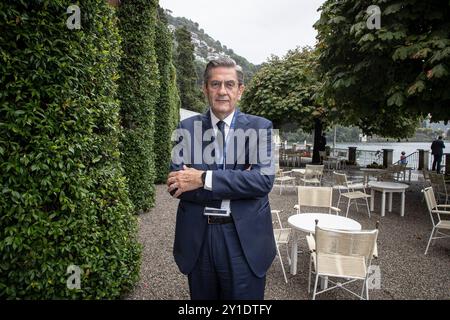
[{"x1": 312, "y1": 118, "x2": 323, "y2": 164}]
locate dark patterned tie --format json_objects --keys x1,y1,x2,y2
[{"x1": 216, "y1": 120, "x2": 226, "y2": 168}]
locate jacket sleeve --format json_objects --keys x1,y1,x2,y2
[
  {"x1": 211, "y1": 121, "x2": 275, "y2": 199},
  {"x1": 169, "y1": 121, "x2": 222, "y2": 207}
]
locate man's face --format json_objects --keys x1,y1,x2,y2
[{"x1": 203, "y1": 67, "x2": 244, "y2": 119}]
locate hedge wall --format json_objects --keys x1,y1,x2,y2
[
  {"x1": 117, "y1": 0, "x2": 159, "y2": 212},
  {"x1": 0, "y1": 0, "x2": 141, "y2": 298},
  {"x1": 154, "y1": 8, "x2": 180, "y2": 184},
  {"x1": 174, "y1": 26, "x2": 205, "y2": 113}
]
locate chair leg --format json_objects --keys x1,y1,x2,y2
[
  {"x1": 424, "y1": 227, "x2": 436, "y2": 255},
  {"x1": 276, "y1": 244, "x2": 288, "y2": 283},
  {"x1": 312, "y1": 274, "x2": 320, "y2": 300},
  {"x1": 360, "y1": 279, "x2": 366, "y2": 300},
  {"x1": 366, "y1": 280, "x2": 370, "y2": 300},
  {"x1": 308, "y1": 256, "x2": 312, "y2": 293},
  {"x1": 346, "y1": 198, "x2": 351, "y2": 217},
  {"x1": 285, "y1": 244, "x2": 291, "y2": 266},
  {"x1": 365, "y1": 198, "x2": 371, "y2": 218}
]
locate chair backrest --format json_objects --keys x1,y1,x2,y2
[
  {"x1": 304, "y1": 164, "x2": 324, "y2": 179},
  {"x1": 422, "y1": 187, "x2": 437, "y2": 212},
  {"x1": 297, "y1": 186, "x2": 333, "y2": 213},
  {"x1": 377, "y1": 171, "x2": 395, "y2": 182},
  {"x1": 429, "y1": 172, "x2": 447, "y2": 194},
  {"x1": 314, "y1": 225, "x2": 378, "y2": 261},
  {"x1": 422, "y1": 187, "x2": 439, "y2": 227},
  {"x1": 333, "y1": 171, "x2": 348, "y2": 188},
  {"x1": 271, "y1": 210, "x2": 283, "y2": 228}
]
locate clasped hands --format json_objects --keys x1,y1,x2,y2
[
  {"x1": 166, "y1": 165, "x2": 252, "y2": 198},
  {"x1": 167, "y1": 165, "x2": 204, "y2": 198}
]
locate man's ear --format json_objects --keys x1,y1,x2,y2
[
  {"x1": 202, "y1": 84, "x2": 208, "y2": 96},
  {"x1": 238, "y1": 84, "x2": 245, "y2": 99}
]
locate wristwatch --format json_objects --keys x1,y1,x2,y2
[{"x1": 201, "y1": 171, "x2": 206, "y2": 186}]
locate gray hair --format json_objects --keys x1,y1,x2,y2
[{"x1": 203, "y1": 57, "x2": 244, "y2": 86}]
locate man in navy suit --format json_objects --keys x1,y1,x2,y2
[
  {"x1": 431, "y1": 135, "x2": 445, "y2": 173},
  {"x1": 167, "y1": 57, "x2": 276, "y2": 300}
]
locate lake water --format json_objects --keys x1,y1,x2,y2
[{"x1": 334, "y1": 142, "x2": 433, "y2": 163}]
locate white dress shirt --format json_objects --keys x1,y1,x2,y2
[{"x1": 203, "y1": 109, "x2": 235, "y2": 213}]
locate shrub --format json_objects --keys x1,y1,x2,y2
[
  {"x1": 117, "y1": 0, "x2": 159, "y2": 211},
  {"x1": 0, "y1": 0, "x2": 141, "y2": 299},
  {"x1": 154, "y1": 8, "x2": 180, "y2": 183}
]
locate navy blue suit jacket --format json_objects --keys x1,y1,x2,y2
[{"x1": 170, "y1": 109, "x2": 276, "y2": 278}]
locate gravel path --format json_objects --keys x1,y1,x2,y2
[{"x1": 125, "y1": 178, "x2": 450, "y2": 300}]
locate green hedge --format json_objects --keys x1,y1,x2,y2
[
  {"x1": 154, "y1": 8, "x2": 180, "y2": 184},
  {"x1": 0, "y1": 0, "x2": 141, "y2": 298},
  {"x1": 118, "y1": 0, "x2": 159, "y2": 212},
  {"x1": 174, "y1": 26, "x2": 205, "y2": 113}
]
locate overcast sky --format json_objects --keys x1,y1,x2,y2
[{"x1": 159, "y1": 0, "x2": 326, "y2": 65}]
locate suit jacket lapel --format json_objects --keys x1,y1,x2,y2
[
  {"x1": 202, "y1": 109, "x2": 216, "y2": 170},
  {"x1": 228, "y1": 109, "x2": 250, "y2": 170}
]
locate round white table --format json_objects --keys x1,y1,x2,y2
[
  {"x1": 287, "y1": 213, "x2": 362, "y2": 275},
  {"x1": 368, "y1": 181, "x2": 409, "y2": 217}
]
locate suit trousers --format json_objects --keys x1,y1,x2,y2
[
  {"x1": 188, "y1": 221, "x2": 266, "y2": 300},
  {"x1": 432, "y1": 154, "x2": 443, "y2": 173}
]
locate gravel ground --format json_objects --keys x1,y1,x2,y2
[{"x1": 125, "y1": 174, "x2": 450, "y2": 300}]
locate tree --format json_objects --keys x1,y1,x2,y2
[
  {"x1": 315, "y1": 0, "x2": 450, "y2": 138},
  {"x1": 174, "y1": 26, "x2": 204, "y2": 112},
  {"x1": 0, "y1": 0, "x2": 140, "y2": 298},
  {"x1": 241, "y1": 47, "x2": 335, "y2": 163},
  {"x1": 154, "y1": 7, "x2": 181, "y2": 184},
  {"x1": 118, "y1": 0, "x2": 159, "y2": 212}
]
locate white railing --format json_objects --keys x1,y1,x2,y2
[
  {"x1": 394, "y1": 151, "x2": 419, "y2": 169},
  {"x1": 356, "y1": 149, "x2": 381, "y2": 167}
]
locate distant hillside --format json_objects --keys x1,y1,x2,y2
[{"x1": 164, "y1": 9, "x2": 259, "y2": 84}]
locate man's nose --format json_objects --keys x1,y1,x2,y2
[{"x1": 218, "y1": 83, "x2": 227, "y2": 94}]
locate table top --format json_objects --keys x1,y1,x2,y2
[
  {"x1": 287, "y1": 213, "x2": 362, "y2": 233},
  {"x1": 368, "y1": 181, "x2": 409, "y2": 190},
  {"x1": 360, "y1": 168, "x2": 386, "y2": 172}
]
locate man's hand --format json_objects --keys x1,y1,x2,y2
[{"x1": 167, "y1": 165, "x2": 204, "y2": 198}]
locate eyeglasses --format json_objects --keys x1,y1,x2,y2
[{"x1": 208, "y1": 80, "x2": 239, "y2": 90}]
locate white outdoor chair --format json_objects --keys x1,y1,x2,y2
[
  {"x1": 294, "y1": 186, "x2": 341, "y2": 215},
  {"x1": 422, "y1": 187, "x2": 450, "y2": 255},
  {"x1": 274, "y1": 170, "x2": 297, "y2": 195},
  {"x1": 307, "y1": 221, "x2": 379, "y2": 300},
  {"x1": 333, "y1": 172, "x2": 371, "y2": 218},
  {"x1": 271, "y1": 210, "x2": 291, "y2": 283},
  {"x1": 429, "y1": 172, "x2": 449, "y2": 204},
  {"x1": 299, "y1": 165, "x2": 324, "y2": 186}
]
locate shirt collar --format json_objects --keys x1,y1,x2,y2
[{"x1": 210, "y1": 108, "x2": 235, "y2": 128}]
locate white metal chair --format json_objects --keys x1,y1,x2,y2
[
  {"x1": 299, "y1": 165, "x2": 324, "y2": 186},
  {"x1": 274, "y1": 170, "x2": 297, "y2": 195},
  {"x1": 271, "y1": 210, "x2": 291, "y2": 283},
  {"x1": 422, "y1": 187, "x2": 450, "y2": 255},
  {"x1": 333, "y1": 172, "x2": 371, "y2": 218},
  {"x1": 429, "y1": 172, "x2": 449, "y2": 204},
  {"x1": 307, "y1": 221, "x2": 379, "y2": 300},
  {"x1": 294, "y1": 186, "x2": 341, "y2": 215}
]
